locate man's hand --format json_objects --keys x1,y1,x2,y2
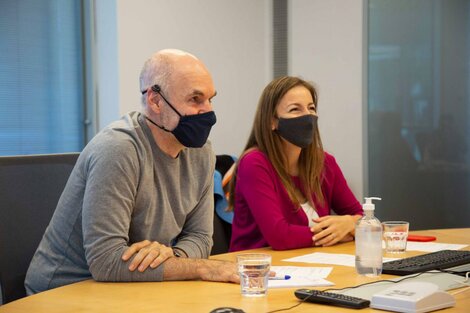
[
  {"x1": 310, "y1": 215, "x2": 359, "y2": 247},
  {"x1": 122, "y1": 240, "x2": 174, "y2": 272}
]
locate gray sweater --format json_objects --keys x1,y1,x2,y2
[{"x1": 25, "y1": 112, "x2": 215, "y2": 294}]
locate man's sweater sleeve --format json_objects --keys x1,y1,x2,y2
[
  {"x1": 81, "y1": 138, "x2": 164, "y2": 282},
  {"x1": 172, "y1": 157, "x2": 215, "y2": 258}
]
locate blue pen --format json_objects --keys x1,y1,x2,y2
[{"x1": 269, "y1": 275, "x2": 291, "y2": 280}]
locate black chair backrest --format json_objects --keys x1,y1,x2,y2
[
  {"x1": 0, "y1": 153, "x2": 79, "y2": 304},
  {"x1": 210, "y1": 212, "x2": 232, "y2": 256},
  {"x1": 210, "y1": 155, "x2": 235, "y2": 256}
]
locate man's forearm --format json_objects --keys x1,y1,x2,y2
[
  {"x1": 162, "y1": 257, "x2": 239, "y2": 283},
  {"x1": 162, "y1": 257, "x2": 202, "y2": 280}
]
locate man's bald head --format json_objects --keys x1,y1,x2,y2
[{"x1": 139, "y1": 49, "x2": 210, "y2": 106}]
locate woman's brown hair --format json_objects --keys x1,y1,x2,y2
[{"x1": 228, "y1": 76, "x2": 325, "y2": 210}]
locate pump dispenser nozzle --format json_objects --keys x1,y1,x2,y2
[{"x1": 363, "y1": 197, "x2": 381, "y2": 211}]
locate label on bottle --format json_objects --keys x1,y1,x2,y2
[{"x1": 355, "y1": 227, "x2": 383, "y2": 275}]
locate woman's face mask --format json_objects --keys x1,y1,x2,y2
[{"x1": 275, "y1": 114, "x2": 317, "y2": 148}]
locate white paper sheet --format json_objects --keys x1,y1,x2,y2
[
  {"x1": 268, "y1": 266, "x2": 334, "y2": 288},
  {"x1": 405, "y1": 242, "x2": 468, "y2": 252},
  {"x1": 283, "y1": 252, "x2": 397, "y2": 267}
]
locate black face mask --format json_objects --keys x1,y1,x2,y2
[
  {"x1": 276, "y1": 114, "x2": 317, "y2": 148},
  {"x1": 142, "y1": 85, "x2": 217, "y2": 148}
]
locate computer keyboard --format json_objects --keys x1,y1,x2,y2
[{"x1": 382, "y1": 250, "x2": 470, "y2": 276}]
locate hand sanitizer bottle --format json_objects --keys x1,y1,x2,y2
[{"x1": 355, "y1": 197, "x2": 383, "y2": 277}]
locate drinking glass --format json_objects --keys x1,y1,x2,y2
[
  {"x1": 382, "y1": 221, "x2": 409, "y2": 253},
  {"x1": 237, "y1": 253, "x2": 271, "y2": 297}
]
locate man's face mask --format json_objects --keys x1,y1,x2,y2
[
  {"x1": 275, "y1": 114, "x2": 317, "y2": 148},
  {"x1": 142, "y1": 85, "x2": 217, "y2": 148}
]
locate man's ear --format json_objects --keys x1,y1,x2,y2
[{"x1": 148, "y1": 92, "x2": 162, "y2": 114}]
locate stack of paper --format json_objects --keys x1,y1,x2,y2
[
  {"x1": 405, "y1": 242, "x2": 467, "y2": 252},
  {"x1": 268, "y1": 266, "x2": 334, "y2": 288},
  {"x1": 283, "y1": 252, "x2": 397, "y2": 267}
]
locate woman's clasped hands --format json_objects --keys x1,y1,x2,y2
[{"x1": 310, "y1": 215, "x2": 359, "y2": 247}]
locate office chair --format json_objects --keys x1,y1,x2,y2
[
  {"x1": 0, "y1": 153, "x2": 79, "y2": 304},
  {"x1": 210, "y1": 155, "x2": 235, "y2": 256},
  {"x1": 211, "y1": 212, "x2": 232, "y2": 255}
]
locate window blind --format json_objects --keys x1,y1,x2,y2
[{"x1": 0, "y1": 0, "x2": 85, "y2": 156}]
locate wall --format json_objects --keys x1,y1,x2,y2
[
  {"x1": 114, "y1": 0, "x2": 272, "y2": 156},
  {"x1": 289, "y1": 0, "x2": 365, "y2": 199},
  {"x1": 94, "y1": 0, "x2": 365, "y2": 199}
]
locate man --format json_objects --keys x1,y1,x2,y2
[{"x1": 25, "y1": 49, "x2": 239, "y2": 294}]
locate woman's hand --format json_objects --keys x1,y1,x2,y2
[
  {"x1": 122, "y1": 240, "x2": 175, "y2": 272},
  {"x1": 310, "y1": 215, "x2": 359, "y2": 247}
]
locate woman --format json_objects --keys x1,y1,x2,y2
[{"x1": 228, "y1": 76, "x2": 363, "y2": 251}]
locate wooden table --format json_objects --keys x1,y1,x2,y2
[{"x1": 1, "y1": 228, "x2": 469, "y2": 312}]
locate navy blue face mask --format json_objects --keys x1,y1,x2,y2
[
  {"x1": 276, "y1": 114, "x2": 317, "y2": 148},
  {"x1": 142, "y1": 85, "x2": 217, "y2": 148}
]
